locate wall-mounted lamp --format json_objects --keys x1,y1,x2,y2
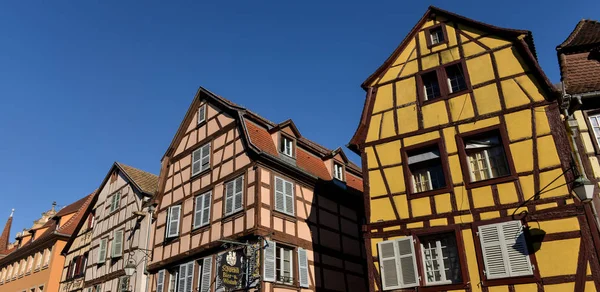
[
  {"x1": 124, "y1": 259, "x2": 137, "y2": 277},
  {"x1": 573, "y1": 176, "x2": 594, "y2": 202}
]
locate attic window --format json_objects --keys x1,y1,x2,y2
[
  {"x1": 197, "y1": 104, "x2": 207, "y2": 125},
  {"x1": 333, "y1": 163, "x2": 344, "y2": 181},
  {"x1": 422, "y1": 71, "x2": 441, "y2": 101},
  {"x1": 280, "y1": 136, "x2": 294, "y2": 157},
  {"x1": 430, "y1": 27, "x2": 444, "y2": 45}
]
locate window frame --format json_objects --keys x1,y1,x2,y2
[
  {"x1": 279, "y1": 133, "x2": 296, "y2": 158},
  {"x1": 273, "y1": 175, "x2": 295, "y2": 216},
  {"x1": 111, "y1": 229, "x2": 124, "y2": 258},
  {"x1": 333, "y1": 162, "x2": 345, "y2": 181},
  {"x1": 166, "y1": 205, "x2": 182, "y2": 239},
  {"x1": 223, "y1": 175, "x2": 244, "y2": 217},
  {"x1": 424, "y1": 23, "x2": 449, "y2": 49},
  {"x1": 471, "y1": 217, "x2": 541, "y2": 286},
  {"x1": 97, "y1": 238, "x2": 108, "y2": 264},
  {"x1": 109, "y1": 191, "x2": 121, "y2": 213},
  {"x1": 583, "y1": 110, "x2": 600, "y2": 155},
  {"x1": 197, "y1": 104, "x2": 207, "y2": 125},
  {"x1": 456, "y1": 125, "x2": 517, "y2": 189},
  {"x1": 275, "y1": 244, "x2": 294, "y2": 285},
  {"x1": 401, "y1": 139, "x2": 452, "y2": 198},
  {"x1": 193, "y1": 191, "x2": 212, "y2": 229},
  {"x1": 417, "y1": 60, "x2": 471, "y2": 106},
  {"x1": 191, "y1": 142, "x2": 211, "y2": 177}
]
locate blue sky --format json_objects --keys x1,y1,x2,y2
[{"x1": 0, "y1": 1, "x2": 598, "y2": 238}]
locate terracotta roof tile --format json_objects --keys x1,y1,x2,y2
[
  {"x1": 244, "y1": 119, "x2": 279, "y2": 156},
  {"x1": 562, "y1": 51, "x2": 600, "y2": 94},
  {"x1": 117, "y1": 163, "x2": 159, "y2": 195},
  {"x1": 296, "y1": 148, "x2": 332, "y2": 180},
  {"x1": 558, "y1": 20, "x2": 600, "y2": 49},
  {"x1": 0, "y1": 214, "x2": 13, "y2": 255},
  {"x1": 346, "y1": 174, "x2": 364, "y2": 192}
]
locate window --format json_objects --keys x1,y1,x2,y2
[
  {"x1": 376, "y1": 236, "x2": 420, "y2": 289},
  {"x1": 35, "y1": 252, "x2": 42, "y2": 270},
  {"x1": 38, "y1": 286, "x2": 44, "y2": 292},
  {"x1": 422, "y1": 71, "x2": 441, "y2": 101},
  {"x1": 589, "y1": 114, "x2": 600, "y2": 147},
  {"x1": 166, "y1": 205, "x2": 181, "y2": 238},
  {"x1": 26, "y1": 256, "x2": 33, "y2": 273},
  {"x1": 19, "y1": 259, "x2": 26, "y2": 276},
  {"x1": 407, "y1": 145, "x2": 446, "y2": 193},
  {"x1": 198, "y1": 257, "x2": 213, "y2": 292},
  {"x1": 13, "y1": 262, "x2": 19, "y2": 279},
  {"x1": 118, "y1": 276, "x2": 130, "y2": 292},
  {"x1": 333, "y1": 163, "x2": 344, "y2": 181},
  {"x1": 280, "y1": 136, "x2": 294, "y2": 157},
  {"x1": 98, "y1": 238, "x2": 108, "y2": 263},
  {"x1": 109, "y1": 191, "x2": 121, "y2": 213},
  {"x1": 87, "y1": 212, "x2": 95, "y2": 229},
  {"x1": 7, "y1": 266, "x2": 12, "y2": 281},
  {"x1": 156, "y1": 270, "x2": 165, "y2": 292},
  {"x1": 429, "y1": 26, "x2": 445, "y2": 45},
  {"x1": 178, "y1": 262, "x2": 194, "y2": 292},
  {"x1": 1, "y1": 267, "x2": 6, "y2": 283},
  {"x1": 111, "y1": 229, "x2": 124, "y2": 258},
  {"x1": 419, "y1": 234, "x2": 462, "y2": 285},
  {"x1": 168, "y1": 269, "x2": 178, "y2": 292},
  {"x1": 78, "y1": 253, "x2": 88, "y2": 277},
  {"x1": 478, "y1": 220, "x2": 533, "y2": 280},
  {"x1": 274, "y1": 176, "x2": 294, "y2": 216},
  {"x1": 94, "y1": 285, "x2": 101, "y2": 292},
  {"x1": 263, "y1": 240, "x2": 309, "y2": 288},
  {"x1": 197, "y1": 104, "x2": 207, "y2": 125},
  {"x1": 464, "y1": 134, "x2": 510, "y2": 182},
  {"x1": 194, "y1": 192, "x2": 212, "y2": 229},
  {"x1": 445, "y1": 64, "x2": 467, "y2": 94},
  {"x1": 224, "y1": 176, "x2": 244, "y2": 216},
  {"x1": 31, "y1": 231, "x2": 36, "y2": 241},
  {"x1": 192, "y1": 143, "x2": 211, "y2": 176}
]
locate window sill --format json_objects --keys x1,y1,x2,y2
[
  {"x1": 273, "y1": 210, "x2": 296, "y2": 221},
  {"x1": 272, "y1": 282, "x2": 297, "y2": 289},
  {"x1": 426, "y1": 40, "x2": 449, "y2": 50},
  {"x1": 465, "y1": 175, "x2": 517, "y2": 190},
  {"x1": 421, "y1": 89, "x2": 471, "y2": 107},
  {"x1": 191, "y1": 224, "x2": 210, "y2": 235},
  {"x1": 222, "y1": 210, "x2": 244, "y2": 222},
  {"x1": 191, "y1": 168, "x2": 211, "y2": 180}
]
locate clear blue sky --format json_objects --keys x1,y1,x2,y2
[{"x1": 0, "y1": 1, "x2": 598, "y2": 238}]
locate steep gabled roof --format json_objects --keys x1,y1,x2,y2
[
  {"x1": 557, "y1": 19, "x2": 600, "y2": 51},
  {"x1": 117, "y1": 162, "x2": 159, "y2": 196}
]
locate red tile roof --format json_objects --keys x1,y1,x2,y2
[
  {"x1": 558, "y1": 19, "x2": 600, "y2": 95},
  {"x1": 295, "y1": 148, "x2": 332, "y2": 180},
  {"x1": 243, "y1": 119, "x2": 279, "y2": 156},
  {"x1": 558, "y1": 20, "x2": 600, "y2": 50},
  {"x1": 0, "y1": 213, "x2": 13, "y2": 256}
]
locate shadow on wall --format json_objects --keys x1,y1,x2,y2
[{"x1": 306, "y1": 179, "x2": 368, "y2": 292}]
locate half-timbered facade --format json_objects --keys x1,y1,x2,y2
[
  {"x1": 147, "y1": 87, "x2": 367, "y2": 292},
  {"x1": 349, "y1": 6, "x2": 600, "y2": 292},
  {"x1": 82, "y1": 162, "x2": 158, "y2": 292}
]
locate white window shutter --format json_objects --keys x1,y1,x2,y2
[
  {"x1": 178, "y1": 264, "x2": 187, "y2": 292},
  {"x1": 185, "y1": 262, "x2": 194, "y2": 292},
  {"x1": 167, "y1": 205, "x2": 181, "y2": 238},
  {"x1": 478, "y1": 223, "x2": 510, "y2": 279},
  {"x1": 156, "y1": 270, "x2": 165, "y2": 292},
  {"x1": 194, "y1": 195, "x2": 203, "y2": 228},
  {"x1": 225, "y1": 181, "x2": 234, "y2": 215},
  {"x1": 502, "y1": 221, "x2": 533, "y2": 277},
  {"x1": 201, "y1": 192, "x2": 211, "y2": 226},
  {"x1": 396, "y1": 236, "x2": 419, "y2": 288},
  {"x1": 297, "y1": 248, "x2": 309, "y2": 288},
  {"x1": 274, "y1": 177, "x2": 285, "y2": 212},
  {"x1": 234, "y1": 176, "x2": 244, "y2": 211},
  {"x1": 284, "y1": 181, "x2": 294, "y2": 215},
  {"x1": 263, "y1": 240, "x2": 276, "y2": 282},
  {"x1": 192, "y1": 148, "x2": 202, "y2": 176},
  {"x1": 200, "y1": 257, "x2": 212, "y2": 292},
  {"x1": 377, "y1": 240, "x2": 401, "y2": 290},
  {"x1": 201, "y1": 144, "x2": 211, "y2": 171},
  {"x1": 112, "y1": 230, "x2": 123, "y2": 257}
]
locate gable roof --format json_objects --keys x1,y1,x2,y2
[
  {"x1": 117, "y1": 162, "x2": 159, "y2": 196},
  {"x1": 557, "y1": 19, "x2": 600, "y2": 51},
  {"x1": 349, "y1": 6, "x2": 555, "y2": 153}
]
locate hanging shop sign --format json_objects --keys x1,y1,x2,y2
[{"x1": 216, "y1": 248, "x2": 245, "y2": 291}]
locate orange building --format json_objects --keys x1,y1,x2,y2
[
  {"x1": 147, "y1": 88, "x2": 367, "y2": 292},
  {"x1": 0, "y1": 194, "x2": 94, "y2": 292}
]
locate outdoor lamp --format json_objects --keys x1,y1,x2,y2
[
  {"x1": 573, "y1": 176, "x2": 594, "y2": 202},
  {"x1": 124, "y1": 260, "x2": 136, "y2": 277}
]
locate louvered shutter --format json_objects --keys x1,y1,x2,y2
[
  {"x1": 98, "y1": 239, "x2": 107, "y2": 262},
  {"x1": 167, "y1": 205, "x2": 181, "y2": 238},
  {"x1": 112, "y1": 230, "x2": 123, "y2": 257},
  {"x1": 225, "y1": 181, "x2": 234, "y2": 215},
  {"x1": 200, "y1": 257, "x2": 212, "y2": 292},
  {"x1": 502, "y1": 221, "x2": 533, "y2": 277},
  {"x1": 178, "y1": 264, "x2": 187, "y2": 292},
  {"x1": 157, "y1": 270, "x2": 165, "y2": 292},
  {"x1": 274, "y1": 177, "x2": 285, "y2": 213},
  {"x1": 201, "y1": 192, "x2": 211, "y2": 226},
  {"x1": 479, "y1": 223, "x2": 509, "y2": 279},
  {"x1": 194, "y1": 195, "x2": 203, "y2": 228},
  {"x1": 201, "y1": 144, "x2": 210, "y2": 172},
  {"x1": 284, "y1": 180, "x2": 294, "y2": 215},
  {"x1": 234, "y1": 176, "x2": 244, "y2": 211},
  {"x1": 377, "y1": 240, "x2": 400, "y2": 290},
  {"x1": 185, "y1": 262, "x2": 194, "y2": 292},
  {"x1": 297, "y1": 248, "x2": 309, "y2": 288},
  {"x1": 192, "y1": 148, "x2": 202, "y2": 176},
  {"x1": 263, "y1": 240, "x2": 276, "y2": 282},
  {"x1": 396, "y1": 236, "x2": 419, "y2": 288}
]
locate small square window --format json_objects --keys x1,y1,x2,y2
[
  {"x1": 280, "y1": 136, "x2": 294, "y2": 157},
  {"x1": 429, "y1": 27, "x2": 445, "y2": 45},
  {"x1": 445, "y1": 64, "x2": 467, "y2": 94},
  {"x1": 407, "y1": 146, "x2": 446, "y2": 193},
  {"x1": 422, "y1": 71, "x2": 441, "y2": 101},
  {"x1": 464, "y1": 133, "x2": 510, "y2": 182},
  {"x1": 333, "y1": 163, "x2": 344, "y2": 181}
]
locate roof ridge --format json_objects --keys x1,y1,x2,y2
[{"x1": 116, "y1": 162, "x2": 158, "y2": 178}]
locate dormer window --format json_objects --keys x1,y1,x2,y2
[
  {"x1": 197, "y1": 104, "x2": 207, "y2": 125},
  {"x1": 333, "y1": 163, "x2": 344, "y2": 181},
  {"x1": 430, "y1": 27, "x2": 444, "y2": 45},
  {"x1": 280, "y1": 136, "x2": 294, "y2": 157}
]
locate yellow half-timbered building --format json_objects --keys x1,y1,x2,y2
[{"x1": 349, "y1": 6, "x2": 600, "y2": 292}]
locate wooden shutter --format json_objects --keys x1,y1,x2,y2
[
  {"x1": 112, "y1": 230, "x2": 123, "y2": 257},
  {"x1": 234, "y1": 176, "x2": 244, "y2": 211},
  {"x1": 263, "y1": 240, "x2": 276, "y2": 282},
  {"x1": 193, "y1": 195, "x2": 203, "y2": 228},
  {"x1": 502, "y1": 221, "x2": 533, "y2": 277},
  {"x1": 479, "y1": 223, "x2": 509, "y2": 279},
  {"x1": 201, "y1": 192, "x2": 211, "y2": 226},
  {"x1": 396, "y1": 236, "x2": 419, "y2": 288},
  {"x1": 98, "y1": 239, "x2": 107, "y2": 262},
  {"x1": 225, "y1": 181, "x2": 234, "y2": 215},
  {"x1": 297, "y1": 248, "x2": 309, "y2": 288},
  {"x1": 284, "y1": 180, "x2": 294, "y2": 215},
  {"x1": 377, "y1": 240, "x2": 400, "y2": 290},
  {"x1": 274, "y1": 177, "x2": 285, "y2": 212},
  {"x1": 199, "y1": 257, "x2": 212, "y2": 292},
  {"x1": 479, "y1": 221, "x2": 533, "y2": 279},
  {"x1": 201, "y1": 144, "x2": 210, "y2": 172},
  {"x1": 192, "y1": 148, "x2": 202, "y2": 176},
  {"x1": 185, "y1": 262, "x2": 194, "y2": 292},
  {"x1": 178, "y1": 264, "x2": 187, "y2": 292},
  {"x1": 157, "y1": 270, "x2": 165, "y2": 292},
  {"x1": 167, "y1": 205, "x2": 181, "y2": 238}
]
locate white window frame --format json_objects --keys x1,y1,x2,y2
[
  {"x1": 429, "y1": 27, "x2": 444, "y2": 45},
  {"x1": 166, "y1": 205, "x2": 182, "y2": 238},
  {"x1": 224, "y1": 176, "x2": 244, "y2": 216},
  {"x1": 419, "y1": 235, "x2": 461, "y2": 286},
  {"x1": 110, "y1": 191, "x2": 121, "y2": 213},
  {"x1": 156, "y1": 270, "x2": 165, "y2": 292},
  {"x1": 589, "y1": 114, "x2": 600, "y2": 147},
  {"x1": 197, "y1": 104, "x2": 207, "y2": 125},
  {"x1": 274, "y1": 176, "x2": 295, "y2": 216},
  {"x1": 168, "y1": 270, "x2": 178, "y2": 292},
  {"x1": 281, "y1": 136, "x2": 293, "y2": 157},
  {"x1": 466, "y1": 146, "x2": 509, "y2": 182},
  {"x1": 275, "y1": 245, "x2": 294, "y2": 285},
  {"x1": 192, "y1": 143, "x2": 211, "y2": 176},
  {"x1": 333, "y1": 163, "x2": 344, "y2": 181},
  {"x1": 193, "y1": 191, "x2": 212, "y2": 229}
]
